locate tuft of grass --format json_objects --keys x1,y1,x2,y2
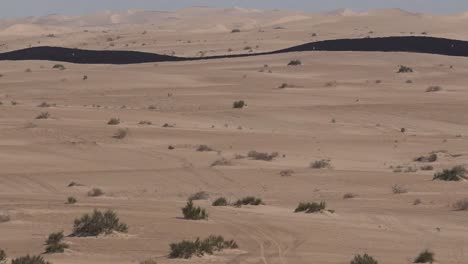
[
  {"x1": 453, "y1": 198, "x2": 468, "y2": 211},
  {"x1": 113, "y1": 128, "x2": 128, "y2": 139},
  {"x1": 294, "y1": 201, "x2": 327, "y2": 213},
  {"x1": 426, "y1": 86, "x2": 442, "y2": 93},
  {"x1": 350, "y1": 254, "x2": 378, "y2": 264},
  {"x1": 310, "y1": 159, "x2": 331, "y2": 169},
  {"x1": 392, "y1": 184, "x2": 408, "y2": 194},
  {"x1": 414, "y1": 249, "x2": 435, "y2": 263},
  {"x1": 397, "y1": 65, "x2": 413, "y2": 73},
  {"x1": 182, "y1": 200, "x2": 208, "y2": 220},
  {"x1": 433, "y1": 166, "x2": 467, "y2": 181},
  {"x1": 169, "y1": 235, "x2": 238, "y2": 259},
  {"x1": 66, "y1": 197, "x2": 77, "y2": 204},
  {"x1": 212, "y1": 197, "x2": 228, "y2": 206},
  {"x1": 288, "y1": 59, "x2": 302, "y2": 66},
  {"x1": 234, "y1": 197, "x2": 263, "y2": 207},
  {"x1": 71, "y1": 209, "x2": 128, "y2": 237},
  {"x1": 233, "y1": 100, "x2": 246, "y2": 109},
  {"x1": 36, "y1": 112, "x2": 50, "y2": 119},
  {"x1": 247, "y1": 151, "x2": 278, "y2": 161},
  {"x1": 189, "y1": 191, "x2": 209, "y2": 201},
  {"x1": 107, "y1": 118, "x2": 120, "y2": 125},
  {"x1": 45, "y1": 231, "x2": 69, "y2": 254},
  {"x1": 11, "y1": 255, "x2": 52, "y2": 264},
  {"x1": 87, "y1": 188, "x2": 104, "y2": 197}
]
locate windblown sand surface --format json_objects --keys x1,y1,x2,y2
[{"x1": 0, "y1": 7, "x2": 467, "y2": 264}]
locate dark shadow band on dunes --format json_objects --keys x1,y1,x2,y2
[{"x1": 1, "y1": 36, "x2": 468, "y2": 64}]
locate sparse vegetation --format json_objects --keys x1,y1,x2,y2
[
  {"x1": 138, "y1": 120, "x2": 152, "y2": 125},
  {"x1": 113, "y1": 128, "x2": 128, "y2": 139},
  {"x1": 280, "y1": 169, "x2": 294, "y2": 177},
  {"x1": 247, "y1": 151, "x2": 279, "y2": 161},
  {"x1": 233, "y1": 100, "x2": 246, "y2": 109},
  {"x1": 107, "y1": 118, "x2": 121, "y2": 125},
  {"x1": 189, "y1": 191, "x2": 209, "y2": 201},
  {"x1": 212, "y1": 197, "x2": 228, "y2": 206},
  {"x1": 11, "y1": 255, "x2": 52, "y2": 264},
  {"x1": 392, "y1": 184, "x2": 408, "y2": 194},
  {"x1": 420, "y1": 165, "x2": 434, "y2": 171},
  {"x1": 52, "y1": 64, "x2": 65, "y2": 70},
  {"x1": 426, "y1": 86, "x2": 442, "y2": 93},
  {"x1": 234, "y1": 196, "x2": 263, "y2": 207},
  {"x1": 343, "y1": 193, "x2": 357, "y2": 199},
  {"x1": 87, "y1": 188, "x2": 104, "y2": 197},
  {"x1": 453, "y1": 198, "x2": 468, "y2": 211},
  {"x1": 36, "y1": 112, "x2": 50, "y2": 119},
  {"x1": 196, "y1": 145, "x2": 214, "y2": 152},
  {"x1": 310, "y1": 159, "x2": 331, "y2": 169},
  {"x1": 433, "y1": 166, "x2": 467, "y2": 181},
  {"x1": 38, "y1": 102, "x2": 54, "y2": 108},
  {"x1": 288, "y1": 59, "x2": 302, "y2": 66},
  {"x1": 169, "y1": 235, "x2": 238, "y2": 259},
  {"x1": 414, "y1": 153, "x2": 437, "y2": 163},
  {"x1": 397, "y1": 65, "x2": 413, "y2": 73},
  {"x1": 182, "y1": 200, "x2": 208, "y2": 220},
  {"x1": 66, "y1": 197, "x2": 77, "y2": 204},
  {"x1": 350, "y1": 254, "x2": 378, "y2": 264},
  {"x1": 414, "y1": 249, "x2": 435, "y2": 263},
  {"x1": 210, "y1": 158, "x2": 231, "y2": 167},
  {"x1": 45, "y1": 231, "x2": 69, "y2": 254},
  {"x1": 71, "y1": 209, "x2": 128, "y2": 237},
  {"x1": 294, "y1": 201, "x2": 327, "y2": 213}
]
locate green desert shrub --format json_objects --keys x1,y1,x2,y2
[
  {"x1": 433, "y1": 166, "x2": 467, "y2": 181},
  {"x1": 212, "y1": 197, "x2": 228, "y2": 206},
  {"x1": 182, "y1": 200, "x2": 208, "y2": 220},
  {"x1": 247, "y1": 151, "x2": 278, "y2": 161},
  {"x1": 294, "y1": 201, "x2": 326, "y2": 213},
  {"x1": 350, "y1": 254, "x2": 378, "y2": 264},
  {"x1": 414, "y1": 249, "x2": 435, "y2": 263},
  {"x1": 233, "y1": 100, "x2": 245, "y2": 109},
  {"x1": 169, "y1": 235, "x2": 238, "y2": 259},
  {"x1": 234, "y1": 196, "x2": 263, "y2": 207},
  {"x1": 71, "y1": 209, "x2": 128, "y2": 237},
  {"x1": 11, "y1": 255, "x2": 52, "y2": 264}
]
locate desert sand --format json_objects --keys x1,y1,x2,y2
[{"x1": 0, "y1": 7, "x2": 467, "y2": 264}]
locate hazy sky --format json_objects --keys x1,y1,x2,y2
[{"x1": 0, "y1": 0, "x2": 467, "y2": 18}]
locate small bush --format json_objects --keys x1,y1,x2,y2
[
  {"x1": 189, "y1": 191, "x2": 209, "y2": 201},
  {"x1": 392, "y1": 184, "x2": 408, "y2": 194},
  {"x1": 233, "y1": 100, "x2": 245, "y2": 109},
  {"x1": 294, "y1": 201, "x2": 326, "y2": 213},
  {"x1": 212, "y1": 197, "x2": 228, "y2": 206},
  {"x1": 182, "y1": 200, "x2": 208, "y2": 220},
  {"x1": 113, "y1": 128, "x2": 128, "y2": 139},
  {"x1": 426, "y1": 86, "x2": 442, "y2": 93},
  {"x1": 107, "y1": 118, "x2": 120, "y2": 125},
  {"x1": 453, "y1": 198, "x2": 468, "y2": 211},
  {"x1": 196, "y1": 145, "x2": 214, "y2": 152},
  {"x1": 343, "y1": 193, "x2": 357, "y2": 199},
  {"x1": 397, "y1": 65, "x2": 413, "y2": 73},
  {"x1": 45, "y1": 231, "x2": 69, "y2": 254},
  {"x1": 310, "y1": 159, "x2": 331, "y2": 169},
  {"x1": 234, "y1": 197, "x2": 263, "y2": 207},
  {"x1": 72, "y1": 209, "x2": 128, "y2": 237},
  {"x1": 87, "y1": 188, "x2": 104, "y2": 197},
  {"x1": 433, "y1": 166, "x2": 467, "y2": 181},
  {"x1": 52, "y1": 64, "x2": 65, "y2": 70},
  {"x1": 414, "y1": 249, "x2": 435, "y2": 263},
  {"x1": 36, "y1": 112, "x2": 50, "y2": 119},
  {"x1": 288, "y1": 59, "x2": 302, "y2": 66},
  {"x1": 247, "y1": 151, "x2": 278, "y2": 161},
  {"x1": 350, "y1": 254, "x2": 378, "y2": 264},
  {"x1": 11, "y1": 255, "x2": 51, "y2": 264},
  {"x1": 414, "y1": 153, "x2": 437, "y2": 163},
  {"x1": 66, "y1": 196, "x2": 77, "y2": 204},
  {"x1": 169, "y1": 235, "x2": 238, "y2": 259},
  {"x1": 0, "y1": 249, "x2": 6, "y2": 263}
]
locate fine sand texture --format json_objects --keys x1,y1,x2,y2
[{"x1": 0, "y1": 7, "x2": 468, "y2": 264}]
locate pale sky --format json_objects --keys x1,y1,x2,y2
[{"x1": 0, "y1": 0, "x2": 467, "y2": 19}]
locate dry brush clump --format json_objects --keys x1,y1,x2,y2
[
  {"x1": 453, "y1": 198, "x2": 468, "y2": 211},
  {"x1": 113, "y1": 128, "x2": 128, "y2": 139},
  {"x1": 414, "y1": 249, "x2": 435, "y2": 263},
  {"x1": 433, "y1": 166, "x2": 467, "y2": 181},
  {"x1": 397, "y1": 65, "x2": 413, "y2": 73},
  {"x1": 188, "y1": 191, "x2": 209, "y2": 201},
  {"x1": 426, "y1": 86, "x2": 442, "y2": 93},
  {"x1": 392, "y1": 184, "x2": 408, "y2": 194},
  {"x1": 414, "y1": 153, "x2": 437, "y2": 163},
  {"x1": 294, "y1": 201, "x2": 331, "y2": 213},
  {"x1": 212, "y1": 197, "x2": 228, "y2": 206},
  {"x1": 234, "y1": 197, "x2": 263, "y2": 207},
  {"x1": 288, "y1": 59, "x2": 302, "y2": 66},
  {"x1": 44, "y1": 231, "x2": 69, "y2": 254},
  {"x1": 310, "y1": 159, "x2": 331, "y2": 169},
  {"x1": 66, "y1": 197, "x2": 77, "y2": 204},
  {"x1": 71, "y1": 209, "x2": 128, "y2": 237},
  {"x1": 210, "y1": 157, "x2": 231, "y2": 167},
  {"x1": 11, "y1": 255, "x2": 52, "y2": 264},
  {"x1": 87, "y1": 188, "x2": 104, "y2": 197},
  {"x1": 182, "y1": 200, "x2": 208, "y2": 220},
  {"x1": 350, "y1": 254, "x2": 378, "y2": 264},
  {"x1": 36, "y1": 112, "x2": 50, "y2": 119},
  {"x1": 343, "y1": 193, "x2": 357, "y2": 199},
  {"x1": 107, "y1": 118, "x2": 121, "y2": 125},
  {"x1": 247, "y1": 151, "x2": 279, "y2": 161},
  {"x1": 169, "y1": 235, "x2": 238, "y2": 259},
  {"x1": 232, "y1": 100, "x2": 246, "y2": 109},
  {"x1": 196, "y1": 145, "x2": 214, "y2": 152}
]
